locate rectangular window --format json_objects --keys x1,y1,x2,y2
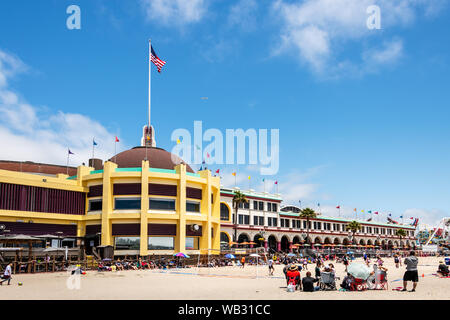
[
  {"x1": 244, "y1": 215, "x2": 249, "y2": 225},
  {"x1": 185, "y1": 237, "x2": 199, "y2": 250},
  {"x1": 281, "y1": 219, "x2": 285, "y2": 228},
  {"x1": 186, "y1": 201, "x2": 200, "y2": 213},
  {"x1": 114, "y1": 237, "x2": 140, "y2": 250},
  {"x1": 114, "y1": 197, "x2": 141, "y2": 210},
  {"x1": 148, "y1": 237, "x2": 174, "y2": 250},
  {"x1": 259, "y1": 202, "x2": 264, "y2": 211},
  {"x1": 272, "y1": 203, "x2": 277, "y2": 212},
  {"x1": 267, "y1": 203, "x2": 272, "y2": 211},
  {"x1": 253, "y1": 201, "x2": 258, "y2": 210},
  {"x1": 239, "y1": 202, "x2": 243, "y2": 209},
  {"x1": 244, "y1": 202, "x2": 249, "y2": 209},
  {"x1": 259, "y1": 216, "x2": 264, "y2": 226},
  {"x1": 268, "y1": 218, "x2": 272, "y2": 227},
  {"x1": 149, "y1": 198, "x2": 175, "y2": 211},
  {"x1": 88, "y1": 199, "x2": 102, "y2": 212},
  {"x1": 254, "y1": 216, "x2": 259, "y2": 226},
  {"x1": 273, "y1": 218, "x2": 277, "y2": 227},
  {"x1": 238, "y1": 215, "x2": 244, "y2": 224},
  {"x1": 286, "y1": 219, "x2": 290, "y2": 228}
]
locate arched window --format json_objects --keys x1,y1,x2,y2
[{"x1": 220, "y1": 203, "x2": 230, "y2": 221}]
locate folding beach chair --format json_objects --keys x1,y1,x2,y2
[
  {"x1": 368, "y1": 271, "x2": 388, "y2": 290},
  {"x1": 349, "y1": 278, "x2": 367, "y2": 291},
  {"x1": 319, "y1": 272, "x2": 338, "y2": 291}
]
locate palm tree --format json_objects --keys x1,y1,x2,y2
[
  {"x1": 346, "y1": 220, "x2": 362, "y2": 244},
  {"x1": 232, "y1": 191, "x2": 248, "y2": 242},
  {"x1": 396, "y1": 228, "x2": 407, "y2": 248},
  {"x1": 299, "y1": 208, "x2": 317, "y2": 244}
]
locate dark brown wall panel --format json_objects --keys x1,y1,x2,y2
[
  {"x1": 186, "y1": 225, "x2": 203, "y2": 237},
  {"x1": 0, "y1": 182, "x2": 85, "y2": 215},
  {"x1": 112, "y1": 224, "x2": 141, "y2": 236},
  {"x1": 0, "y1": 221, "x2": 77, "y2": 237},
  {"x1": 88, "y1": 185, "x2": 103, "y2": 197},
  {"x1": 148, "y1": 223, "x2": 177, "y2": 236},
  {"x1": 186, "y1": 187, "x2": 202, "y2": 200},
  {"x1": 148, "y1": 184, "x2": 177, "y2": 197},
  {"x1": 85, "y1": 224, "x2": 101, "y2": 235},
  {"x1": 113, "y1": 183, "x2": 141, "y2": 195}
]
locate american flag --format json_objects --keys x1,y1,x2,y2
[{"x1": 151, "y1": 45, "x2": 166, "y2": 73}]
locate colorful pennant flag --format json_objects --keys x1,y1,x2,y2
[
  {"x1": 232, "y1": 172, "x2": 236, "y2": 177},
  {"x1": 115, "y1": 136, "x2": 119, "y2": 142}
]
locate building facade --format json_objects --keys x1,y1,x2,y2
[
  {"x1": 0, "y1": 146, "x2": 221, "y2": 256},
  {"x1": 219, "y1": 189, "x2": 417, "y2": 252}
]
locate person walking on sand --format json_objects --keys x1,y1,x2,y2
[
  {"x1": 0, "y1": 263, "x2": 12, "y2": 285},
  {"x1": 402, "y1": 251, "x2": 419, "y2": 292},
  {"x1": 241, "y1": 256, "x2": 246, "y2": 268},
  {"x1": 268, "y1": 258, "x2": 274, "y2": 276},
  {"x1": 394, "y1": 254, "x2": 400, "y2": 268}
]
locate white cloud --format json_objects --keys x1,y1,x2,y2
[
  {"x1": 272, "y1": 0, "x2": 441, "y2": 77},
  {"x1": 140, "y1": 0, "x2": 207, "y2": 25},
  {"x1": 0, "y1": 49, "x2": 123, "y2": 168},
  {"x1": 228, "y1": 0, "x2": 258, "y2": 31}
]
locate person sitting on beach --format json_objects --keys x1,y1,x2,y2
[
  {"x1": 340, "y1": 273, "x2": 354, "y2": 290},
  {"x1": 115, "y1": 259, "x2": 124, "y2": 271},
  {"x1": 302, "y1": 271, "x2": 318, "y2": 292},
  {"x1": 286, "y1": 265, "x2": 301, "y2": 290},
  {"x1": 314, "y1": 261, "x2": 321, "y2": 280},
  {"x1": 437, "y1": 261, "x2": 449, "y2": 277}
]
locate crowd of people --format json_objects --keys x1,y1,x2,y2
[{"x1": 276, "y1": 250, "x2": 448, "y2": 293}]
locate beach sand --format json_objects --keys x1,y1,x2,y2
[{"x1": 0, "y1": 256, "x2": 448, "y2": 300}]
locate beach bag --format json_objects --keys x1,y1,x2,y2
[{"x1": 287, "y1": 284, "x2": 295, "y2": 292}]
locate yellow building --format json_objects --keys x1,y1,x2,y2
[{"x1": 0, "y1": 145, "x2": 221, "y2": 257}]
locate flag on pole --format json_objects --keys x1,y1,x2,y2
[
  {"x1": 336, "y1": 206, "x2": 340, "y2": 209},
  {"x1": 150, "y1": 46, "x2": 166, "y2": 73},
  {"x1": 215, "y1": 169, "x2": 220, "y2": 174},
  {"x1": 68, "y1": 149, "x2": 74, "y2": 155},
  {"x1": 354, "y1": 208, "x2": 357, "y2": 212},
  {"x1": 93, "y1": 139, "x2": 98, "y2": 146},
  {"x1": 176, "y1": 138, "x2": 181, "y2": 144},
  {"x1": 248, "y1": 176, "x2": 251, "y2": 180},
  {"x1": 115, "y1": 136, "x2": 119, "y2": 142},
  {"x1": 274, "y1": 181, "x2": 278, "y2": 185},
  {"x1": 374, "y1": 211, "x2": 379, "y2": 215},
  {"x1": 262, "y1": 178, "x2": 265, "y2": 182},
  {"x1": 232, "y1": 172, "x2": 236, "y2": 177}
]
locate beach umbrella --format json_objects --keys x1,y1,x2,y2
[
  {"x1": 224, "y1": 254, "x2": 236, "y2": 259},
  {"x1": 174, "y1": 252, "x2": 190, "y2": 258},
  {"x1": 347, "y1": 263, "x2": 371, "y2": 280}
]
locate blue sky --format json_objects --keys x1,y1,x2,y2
[{"x1": 0, "y1": 0, "x2": 449, "y2": 226}]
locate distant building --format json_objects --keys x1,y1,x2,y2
[{"x1": 219, "y1": 189, "x2": 417, "y2": 252}]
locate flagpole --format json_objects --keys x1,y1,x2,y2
[
  {"x1": 148, "y1": 38, "x2": 152, "y2": 133},
  {"x1": 66, "y1": 150, "x2": 70, "y2": 175},
  {"x1": 92, "y1": 138, "x2": 95, "y2": 159},
  {"x1": 145, "y1": 39, "x2": 152, "y2": 161}
]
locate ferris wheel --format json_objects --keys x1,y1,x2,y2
[{"x1": 423, "y1": 217, "x2": 450, "y2": 246}]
